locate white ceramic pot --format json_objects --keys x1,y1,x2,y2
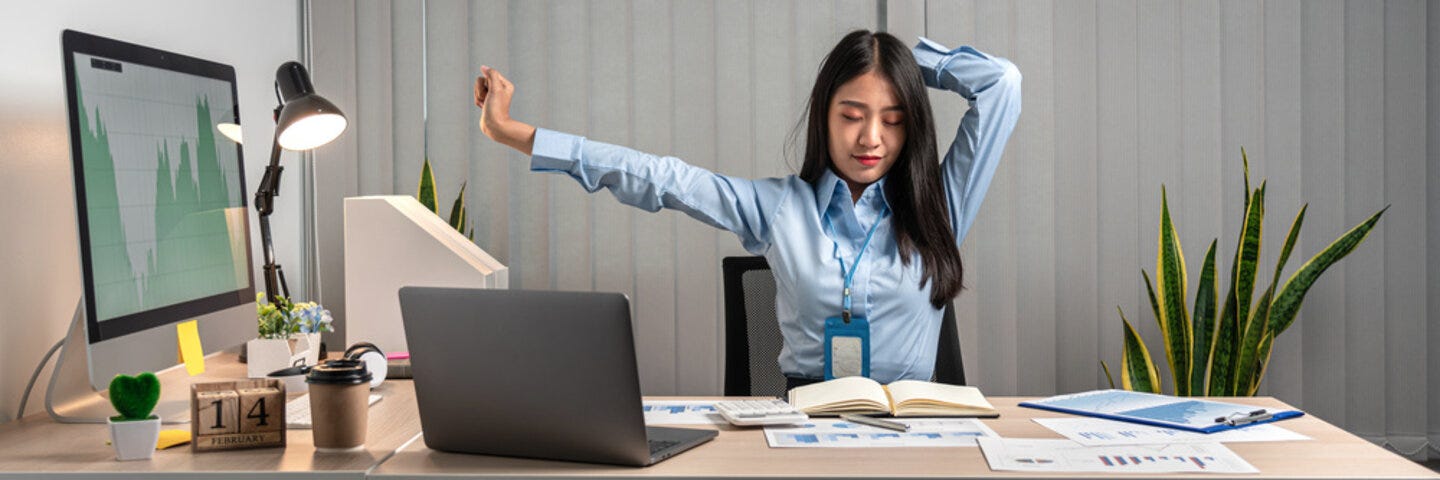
[
  {"x1": 293, "y1": 332, "x2": 322, "y2": 365},
  {"x1": 107, "y1": 415, "x2": 160, "y2": 461},
  {"x1": 247, "y1": 336, "x2": 312, "y2": 379}
]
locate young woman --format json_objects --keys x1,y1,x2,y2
[{"x1": 474, "y1": 30, "x2": 1020, "y2": 389}]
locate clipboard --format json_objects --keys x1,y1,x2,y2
[{"x1": 1019, "y1": 389, "x2": 1304, "y2": 434}]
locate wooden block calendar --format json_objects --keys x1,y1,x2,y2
[{"x1": 190, "y1": 379, "x2": 286, "y2": 452}]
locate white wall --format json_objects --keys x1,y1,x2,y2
[{"x1": 0, "y1": 0, "x2": 303, "y2": 423}]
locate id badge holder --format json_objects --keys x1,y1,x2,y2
[{"x1": 823, "y1": 315, "x2": 870, "y2": 379}]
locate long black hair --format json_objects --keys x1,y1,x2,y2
[{"x1": 797, "y1": 30, "x2": 963, "y2": 310}]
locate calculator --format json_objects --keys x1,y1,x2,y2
[{"x1": 714, "y1": 399, "x2": 809, "y2": 426}]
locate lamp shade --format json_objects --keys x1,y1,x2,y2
[
  {"x1": 275, "y1": 94, "x2": 347, "y2": 150},
  {"x1": 273, "y1": 61, "x2": 347, "y2": 151}
]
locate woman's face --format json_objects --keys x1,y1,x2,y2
[{"x1": 827, "y1": 69, "x2": 906, "y2": 196}]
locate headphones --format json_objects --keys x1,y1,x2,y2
[{"x1": 343, "y1": 342, "x2": 387, "y2": 388}]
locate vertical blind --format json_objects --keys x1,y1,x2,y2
[{"x1": 311, "y1": 0, "x2": 1436, "y2": 459}]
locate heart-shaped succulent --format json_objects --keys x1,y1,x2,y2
[{"x1": 108, "y1": 373, "x2": 160, "y2": 421}]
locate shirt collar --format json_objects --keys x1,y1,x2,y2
[{"x1": 815, "y1": 168, "x2": 891, "y2": 214}]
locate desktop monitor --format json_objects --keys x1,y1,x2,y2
[
  {"x1": 344, "y1": 195, "x2": 508, "y2": 355},
  {"x1": 57, "y1": 30, "x2": 256, "y2": 409}
]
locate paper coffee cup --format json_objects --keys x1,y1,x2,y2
[{"x1": 306, "y1": 359, "x2": 373, "y2": 451}]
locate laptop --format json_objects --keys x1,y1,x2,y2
[{"x1": 398, "y1": 287, "x2": 718, "y2": 467}]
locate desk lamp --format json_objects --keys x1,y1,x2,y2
[{"x1": 255, "y1": 61, "x2": 347, "y2": 305}]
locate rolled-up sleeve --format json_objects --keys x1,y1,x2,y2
[
  {"x1": 912, "y1": 37, "x2": 1022, "y2": 247},
  {"x1": 531, "y1": 128, "x2": 787, "y2": 254}
]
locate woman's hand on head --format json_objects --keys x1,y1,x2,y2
[{"x1": 474, "y1": 65, "x2": 535, "y2": 155}]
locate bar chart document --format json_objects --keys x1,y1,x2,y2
[
  {"x1": 764, "y1": 418, "x2": 998, "y2": 448},
  {"x1": 977, "y1": 438, "x2": 1259, "y2": 474},
  {"x1": 641, "y1": 401, "x2": 723, "y2": 425},
  {"x1": 1032, "y1": 417, "x2": 1311, "y2": 446}
]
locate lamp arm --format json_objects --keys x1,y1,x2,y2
[
  {"x1": 254, "y1": 135, "x2": 284, "y2": 217},
  {"x1": 255, "y1": 133, "x2": 289, "y2": 305}
]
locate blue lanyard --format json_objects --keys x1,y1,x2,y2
[{"x1": 827, "y1": 207, "x2": 889, "y2": 324}]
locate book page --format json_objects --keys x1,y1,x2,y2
[
  {"x1": 788, "y1": 376, "x2": 890, "y2": 415},
  {"x1": 886, "y1": 380, "x2": 997, "y2": 416}
]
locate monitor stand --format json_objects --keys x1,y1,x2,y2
[{"x1": 44, "y1": 298, "x2": 192, "y2": 425}]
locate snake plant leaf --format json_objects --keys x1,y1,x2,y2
[
  {"x1": 1101, "y1": 361, "x2": 1117, "y2": 389},
  {"x1": 1120, "y1": 308, "x2": 1161, "y2": 393},
  {"x1": 418, "y1": 157, "x2": 438, "y2": 214},
  {"x1": 1156, "y1": 187, "x2": 1191, "y2": 395},
  {"x1": 1142, "y1": 270, "x2": 1162, "y2": 332},
  {"x1": 1234, "y1": 284, "x2": 1273, "y2": 394},
  {"x1": 1211, "y1": 217, "x2": 1248, "y2": 396},
  {"x1": 1270, "y1": 206, "x2": 1389, "y2": 336},
  {"x1": 1234, "y1": 183, "x2": 1266, "y2": 339},
  {"x1": 1241, "y1": 147, "x2": 1252, "y2": 209},
  {"x1": 1203, "y1": 148, "x2": 1255, "y2": 397},
  {"x1": 1247, "y1": 331, "x2": 1277, "y2": 395},
  {"x1": 1190, "y1": 240, "x2": 1218, "y2": 395},
  {"x1": 449, "y1": 181, "x2": 468, "y2": 229},
  {"x1": 1232, "y1": 204, "x2": 1309, "y2": 395},
  {"x1": 1272, "y1": 204, "x2": 1307, "y2": 291},
  {"x1": 1208, "y1": 302, "x2": 1240, "y2": 396}
]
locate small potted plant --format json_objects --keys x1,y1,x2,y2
[
  {"x1": 248, "y1": 293, "x2": 334, "y2": 378},
  {"x1": 107, "y1": 372, "x2": 161, "y2": 461}
]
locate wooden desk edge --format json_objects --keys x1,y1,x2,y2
[{"x1": 369, "y1": 396, "x2": 1440, "y2": 479}]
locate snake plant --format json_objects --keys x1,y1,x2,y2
[
  {"x1": 1105, "y1": 149, "x2": 1387, "y2": 396},
  {"x1": 417, "y1": 157, "x2": 474, "y2": 240}
]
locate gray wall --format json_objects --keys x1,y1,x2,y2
[
  {"x1": 312, "y1": 0, "x2": 1437, "y2": 457},
  {"x1": 0, "y1": 1, "x2": 304, "y2": 423}
]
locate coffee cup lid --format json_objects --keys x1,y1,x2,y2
[{"x1": 305, "y1": 359, "x2": 373, "y2": 385}]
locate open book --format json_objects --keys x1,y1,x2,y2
[{"x1": 787, "y1": 377, "x2": 999, "y2": 417}]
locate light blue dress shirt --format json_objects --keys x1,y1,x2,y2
[{"x1": 530, "y1": 38, "x2": 1021, "y2": 383}]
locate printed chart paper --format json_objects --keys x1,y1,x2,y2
[
  {"x1": 977, "y1": 438, "x2": 1259, "y2": 474},
  {"x1": 1034, "y1": 417, "x2": 1310, "y2": 446},
  {"x1": 642, "y1": 401, "x2": 724, "y2": 425},
  {"x1": 765, "y1": 418, "x2": 998, "y2": 448}
]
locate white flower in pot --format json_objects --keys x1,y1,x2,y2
[{"x1": 248, "y1": 293, "x2": 334, "y2": 380}]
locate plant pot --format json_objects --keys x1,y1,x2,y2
[
  {"x1": 108, "y1": 415, "x2": 160, "y2": 461},
  {"x1": 293, "y1": 332, "x2": 322, "y2": 366},
  {"x1": 246, "y1": 337, "x2": 309, "y2": 379}
]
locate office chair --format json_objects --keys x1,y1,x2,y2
[{"x1": 722, "y1": 256, "x2": 966, "y2": 397}]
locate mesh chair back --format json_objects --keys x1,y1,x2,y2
[
  {"x1": 935, "y1": 302, "x2": 966, "y2": 385},
  {"x1": 723, "y1": 256, "x2": 966, "y2": 396},
  {"x1": 722, "y1": 256, "x2": 788, "y2": 397}
]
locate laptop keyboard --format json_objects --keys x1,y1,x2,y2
[{"x1": 648, "y1": 439, "x2": 681, "y2": 453}]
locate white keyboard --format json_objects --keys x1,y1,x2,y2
[
  {"x1": 715, "y1": 399, "x2": 809, "y2": 426},
  {"x1": 286, "y1": 393, "x2": 383, "y2": 429}
]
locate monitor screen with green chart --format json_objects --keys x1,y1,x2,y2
[{"x1": 65, "y1": 32, "x2": 254, "y2": 343}]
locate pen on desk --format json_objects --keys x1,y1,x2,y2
[
  {"x1": 1215, "y1": 409, "x2": 1270, "y2": 426},
  {"x1": 840, "y1": 414, "x2": 910, "y2": 432}
]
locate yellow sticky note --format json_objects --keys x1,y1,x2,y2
[
  {"x1": 157, "y1": 429, "x2": 192, "y2": 450},
  {"x1": 176, "y1": 320, "x2": 205, "y2": 376}
]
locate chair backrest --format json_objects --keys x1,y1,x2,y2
[
  {"x1": 722, "y1": 256, "x2": 966, "y2": 397},
  {"x1": 722, "y1": 256, "x2": 787, "y2": 398}
]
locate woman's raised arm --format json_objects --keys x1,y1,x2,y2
[{"x1": 911, "y1": 38, "x2": 1022, "y2": 248}]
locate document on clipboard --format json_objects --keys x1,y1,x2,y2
[{"x1": 1019, "y1": 389, "x2": 1304, "y2": 434}]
